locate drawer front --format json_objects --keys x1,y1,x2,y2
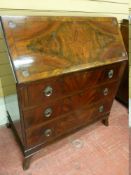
[
  {"x1": 23, "y1": 63, "x2": 121, "y2": 107},
  {"x1": 26, "y1": 100, "x2": 112, "y2": 147},
  {"x1": 23, "y1": 81, "x2": 118, "y2": 129}
]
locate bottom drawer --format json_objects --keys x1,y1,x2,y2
[{"x1": 26, "y1": 100, "x2": 112, "y2": 147}]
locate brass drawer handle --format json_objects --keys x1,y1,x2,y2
[
  {"x1": 44, "y1": 107, "x2": 53, "y2": 118},
  {"x1": 103, "y1": 88, "x2": 109, "y2": 96},
  {"x1": 99, "y1": 105, "x2": 104, "y2": 113},
  {"x1": 44, "y1": 86, "x2": 53, "y2": 97},
  {"x1": 108, "y1": 69, "x2": 114, "y2": 79},
  {"x1": 44, "y1": 129, "x2": 52, "y2": 137}
]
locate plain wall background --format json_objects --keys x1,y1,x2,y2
[{"x1": 0, "y1": 0, "x2": 129, "y2": 125}]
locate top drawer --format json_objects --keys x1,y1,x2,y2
[{"x1": 20, "y1": 63, "x2": 121, "y2": 108}]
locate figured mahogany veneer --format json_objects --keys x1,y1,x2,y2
[
  {"x1": 0, "y1": 16, "x2": 127, "y2": 170},
  {"x1": 23, "y1": 81, "x2": 118, "y2": 129},
  {"x1": 1, "y1": 16, "x2": 126, "y2": 83},
  {"x1": 20, "y1": 62, "x2": 121, "y2": 108},
  {"x1": 26, "y1": 100, "x2": 112, "y2": 147}
]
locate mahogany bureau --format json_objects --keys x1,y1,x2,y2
[{"x1": 0, "y1": 16, "x2": 127, "y2": 170}]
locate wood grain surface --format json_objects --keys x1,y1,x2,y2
[
  {"x1": 1, "y1": 16, "x2": 127, "y2": 83},
  {"x1": 1, "y1": 16, "x2": 128, "y2": 169},
  {"x1": 23, "y1": 81, "x2": 118, "y2": 129},
  {"x1": 25, "y1": 99, "x2": 112, "y2": 147},
  {"x1": 19, "y1": 62, "x2": 122, "y2": 108}
]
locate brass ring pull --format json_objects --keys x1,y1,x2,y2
[
  {"x1": 103, "y1": 88, "x2": 109, "y2": 96},
  {"x1": 108, "y1": 70, "x2": 114, "y2": 79},
  {"x1": 44, "y1": 129, "x2": 52, "y2": 137},
  {"x1": 99, "y1": 105, "x2": 104, "y2": 113},
  {"x1": 44, "y1": 107, "x2": 53, "y2": 118},
  {"x1": 44, "y1": 86, "x2": 53, "y2": 97}
]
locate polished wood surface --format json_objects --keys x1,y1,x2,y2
[
  {"x1": 1, "y1": 16, "x2": 127, "y2": 83},
  {"x1": 23, "y1": 81, "x2": 118, "y2": 129},
  {"x1": 1, "y1": 16, "x2": 127, "y2": 170},
  {"x1": 26, "y1": 99, "x2": 113, "y2": 147},
  {"x1": 19, "y1": 62, "x2": 122, "y2": 108}
]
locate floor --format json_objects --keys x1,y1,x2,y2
[{"x1": 0, "y1": 100, "x2": 129, "y2": 175}]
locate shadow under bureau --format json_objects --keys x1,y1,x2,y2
[{"x1": 0, "y1": 16, "x2": 127, "y2": 170}]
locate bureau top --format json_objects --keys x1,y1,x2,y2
[{"x1": 1, "y1": 16, "x2": 127, "y2": 84}]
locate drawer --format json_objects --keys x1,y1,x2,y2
[
  {"x1": 22, "y1": 63, "x2": 121, "y2": 107},
  {"x1": 23, "y1": 81, "x2": 118, "y2": 129},
  {"x1": 26, "y1": 100, "x2": 112, "y2": 147}
]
